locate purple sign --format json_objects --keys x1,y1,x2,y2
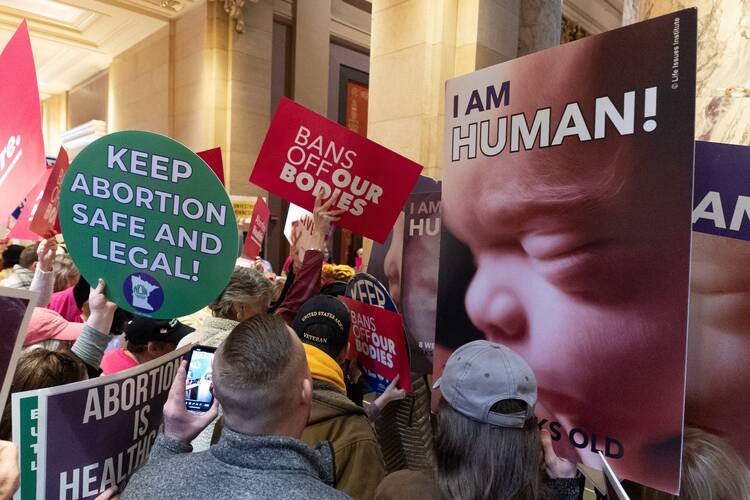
[
  {"x1": 0, "y1": 287, "x2": 37, "y2": 421},
  {"x1": 693, "y1": 141, "x2": 750, "y2": 241},
  {"x1": 16, "y1": 345, "x2": 190, "y2": 500}
]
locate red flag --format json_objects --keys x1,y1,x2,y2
[{"x1": 197, "y1": 147, "x2": 225, "y2": 185}]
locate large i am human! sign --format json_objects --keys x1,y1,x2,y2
[{"x1": 59, "y1": 131, "x2": 237, "y2": 318}]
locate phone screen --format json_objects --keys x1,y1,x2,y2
[{"x1": 184, "y1": 345, "x2": 216, "y2": 412}]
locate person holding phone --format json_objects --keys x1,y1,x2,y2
[
  {"x1": 184, "y1": 345, "x2": 216, "y2": 412},
  {"x1": 123, "y1": 314, "x2": 348, "y2": 500}
]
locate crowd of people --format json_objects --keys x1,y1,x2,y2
[{"x1": 0, "y1": 194, "x2": 749, "y2": 500}]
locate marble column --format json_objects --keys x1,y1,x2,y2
[
  {"x1": 636, "y1": 0, "x2": 750, "y2": 144},
  {"x1": 293, "y1": 0, "x2": 331, "y2": 115},
  {"x1": 368, "y1": 0, "x2": 538, "y2": 180},
  {"x1": 518, "y1": 0, "x2": 561, "y2": 56}
]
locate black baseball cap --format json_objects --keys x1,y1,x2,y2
[
  {"x1": 292, "y1": 295, "x2": 350, "y2": 357},
  {"x1": 124, "y1": 317, "x2": 194, "y2": 345}
]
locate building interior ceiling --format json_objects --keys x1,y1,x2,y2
[
  {"x1": 0, "y1": 0, "x2": 205, "y2": 98},
  {"x1": 0, "y1": 0, "x2": 623, "y2": 100}
]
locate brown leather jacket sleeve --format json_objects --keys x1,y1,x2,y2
[{"x1": 275, "y1": 249, "x2": 323, "y2": 325}]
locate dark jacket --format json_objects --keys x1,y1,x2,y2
[
  {"x1": 375, "y1": 468, "x2": 586, "y2": 500},
  {"x1": 302, "y1": 381, "x2": 387, "y2": 500},
  {"x1": 124, "y1": 428, "x2": 350, "y2": 500}
]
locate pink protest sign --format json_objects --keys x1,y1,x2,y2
[
  {"x1": 30, "y1": 147, "x2": 69, "y2": 238},
  {"x1": 249, "y1": 97, "x2": 423, "y2": 243},
  {"x1": 0, "y1": 21, "x2": 46, "y2": 224},
  {"x1": 197, "y1": 147, "x2": 225, "y2": 185},
  {"x1": 7, "y1": 158, "x2": 55, "y2": 241},
  {"x1": 243, "y1": 197, "x2": 271, "y2": 259},
  {"x1": 339, "y1": 295, "x2": 411, "y2": 393}
]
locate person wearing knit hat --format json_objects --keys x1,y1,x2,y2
[{"x1": 293, "y1": 295, "x2": 386, "y2": 500}]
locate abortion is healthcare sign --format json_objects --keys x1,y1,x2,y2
[
  {"x1": 58, "y1": 131, "x2": 238, "y2": 319},
  {"x1": 0, "y1": 21, "x2": 46, "y2": 223},
  {"x1": 12, "y1": 346, "x2": 190, "y2": 500},
  {"x1": 437, "y1": 10, "x2": 696, "y2": 494},
  {"x1": 339, "y1": 296, "x2": 411, "y2": 394},
  {"x1": 250, "y1": 97, "x2": 423, "y2": 243}
]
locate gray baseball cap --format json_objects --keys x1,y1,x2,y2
[{"x1": 434, "y1": 340, "x2": 537, "y2": 428}]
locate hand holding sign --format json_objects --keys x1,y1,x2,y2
[
  {"x1": 87, "y1": 279, "x2": 117, "y2": 335},
  {"x1": 0, "y1": 440, "x2": 19, "y2": 499},
  {"x1": 292, "y1": 193, "x2": 343, "y2": 266},
  {"x1": 163, "y1": 360, "x2": 219, "y2": 445},
  {"x1": 374, "y1": 374, "x2": 407, "y2": 409},
  {"x1": 541, "y1": 430, "x2": 578, "y2": 479},
  {"x1": 37, "y1": 237, "x2": 57, "y2": 273}
]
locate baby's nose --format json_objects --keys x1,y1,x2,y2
[{"x1": 466, "y1": 279, "x2": 527, "y2": 342}]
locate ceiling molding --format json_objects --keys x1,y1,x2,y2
[
  {"x1": 0, "y1": 0, "x2": 171, "y2": 95},
  {"x1": 562, "y1": 0, "x2": 622, "y2": 34}
]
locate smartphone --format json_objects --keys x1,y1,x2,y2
[{"x1": 184, "y1": 345, "x2": 216, "y2": 412}]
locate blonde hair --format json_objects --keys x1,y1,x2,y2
[
  {"x1": 322, "y1": 264, "x2": 355, "y2": 282},
  {"x1": 53, "y1": 254, "x2": 79, "y2": 292},
  {"x1": 640, "y1": 427, "x2": 750, "y2": 500}
]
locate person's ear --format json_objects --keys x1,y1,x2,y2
[
  {"x1": 31, "y1": 261, "x2": 37, "y2": 271},
  {"x1": 146, "y1": 341, "x2": 159, "y2": 356},
  {"x1": 301, "y1": 377, "x2": 313, "y2": 407},
  {"x1": 232, "y1": 303, "x2": 245, "y2": 321}
]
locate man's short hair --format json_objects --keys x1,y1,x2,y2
[
  {"x1": 213, "y1": 314, "x2": 306, "y2": 419},
  {"x1": 18, "y1": 243, "x2": 40, "y2": 269},
  {"x1": 2, "y1": 244, "x2": 24, "y2": 270}
]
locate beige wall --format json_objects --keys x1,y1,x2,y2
[
  {"x1": 368, "y1": 0, "x2": 559, "y2": 179},
  {"x1": 41, "y1": 93, "x2": 67, "y2": 156},
  {"x1": 67, "y1": 71, "x2": 108, "y2": 130},
  {"x1": 109, "y1": 25, "x2": 171, "y2": 135},
  {"x1": 65, "y1": 0, "x2": 369, "y2": 199},
  {"x1": 227, "y1": 0, "x2": 274, "y2": 197}
]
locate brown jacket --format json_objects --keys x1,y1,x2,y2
[{"x1": 302, "y1": 381, "x2": 386, "y2": 500}]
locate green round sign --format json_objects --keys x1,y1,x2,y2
[{"x1": 59, "y1": 131, "x2": 238, "y2": 319}]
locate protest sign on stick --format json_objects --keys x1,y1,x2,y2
[
  {"x1": 339, "y1": 295, "x2": 411, "y2": 394},
  {"x1": 13, "y1": 345, "x2": 190, "y2": 500},
  {"x1": 0, "y1": 287, "x2": 38, "y2": 422},
  {"x1": 283, "y1": 203, "x2": 312, "y2": 243},
  {"x1": 196, "y1": 147, "x2": 224, "y2": 185},
  {"x1": 7, "y1": 158, "x2": 56, "y2": 241},
  {"x1": 599, "y1": 452, "x2": 630, "y2": 500},
  {"x1": 250, "y1": 97, "x2": 423, "y2": 243},
  {"x1": 58, "y1": 131, "x2": 238, "y2": 319},
  {"x1": 243, "y1": 196, "x2": 270, "y2": 259},
  {"x1": 0, "y1": 21, "x2": 46, "y2": 224},
  {"x1": 29, "y1": 147, "x2": 69, "y2": 238}
]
